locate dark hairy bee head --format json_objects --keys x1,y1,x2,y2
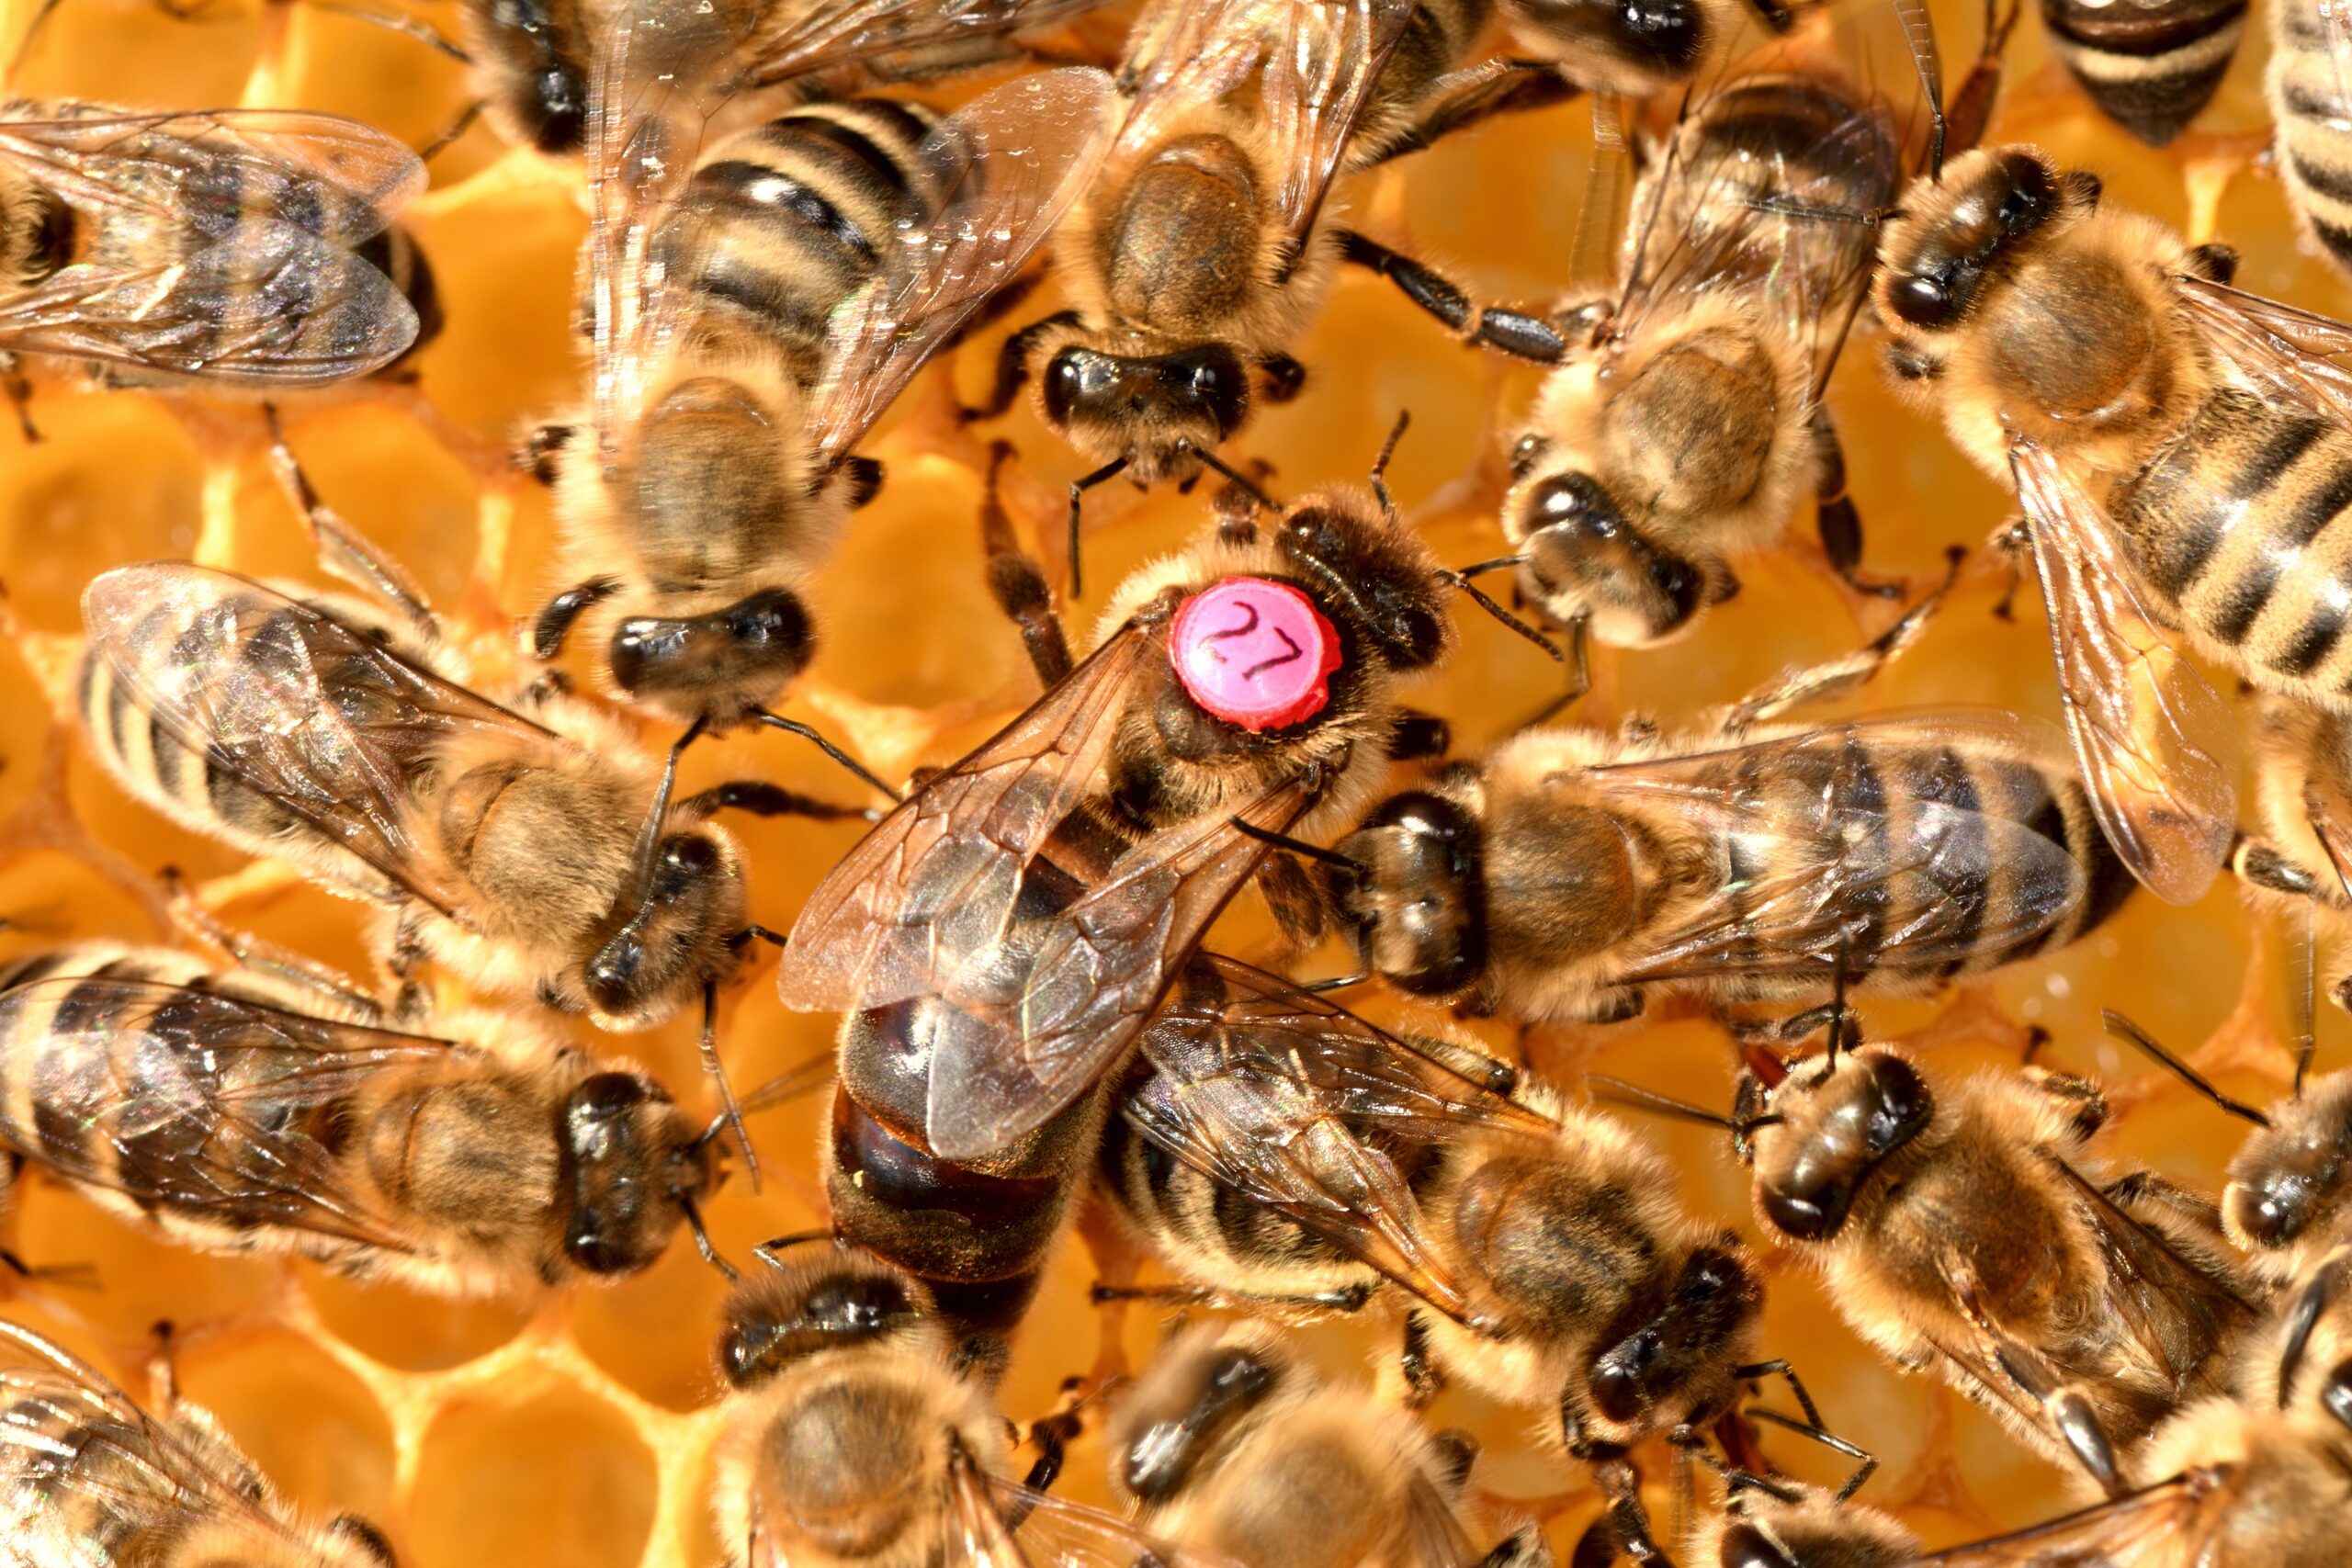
[
  {"x1": 1506, "y1": 442, "x2": 1738, "y2": 647},
  {"x1": 718, "y1": 1247, "x2": 930, "y2": 1390},
  {"x1": 1326, "y1": 788, "x2": 1489, "y2": 997},
  {"x1": 1038, "y1": 334, "x2": 1259, "y2": 486},
  {"x1": 1737, "y1": 1046, "x2": 1935, "y2": 1242},
  {"x1": 580, "y1": 827, "x2": 748, "y2": 1024},
  {"x1": 1495, "y1": 0, "x2": 1712, "y2": 98},
  {"x1": 558, "y1": 1070, "x2": 719, "y2": 1275},
  {"x1": 2223, "y1": 1073, "x2": 2352, "y2": 1256},
  {"x1": 1875, "y1": 147, "x2": 2099, "y2": 337}
]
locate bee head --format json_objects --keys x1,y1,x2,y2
[
  {"x1": 1495, "y1": 0, "x2": 1706, "y2": 94},
  {"x1": 607, "y1": 588, "x2": 817, "y2": 726},
  {"x1": 323, "y1": 1514, "x2": 399, "y2": 1567},
  {"x1": 718, "y1": 1251, "x2": 928, "y2": 1389},
  {"x1": 1508, "y1": 451, "x2": 1732, "y2": 646},
  {"x1": 1273, "y1": 497, "x2": 1453, "y2": 673},
  {"x1": 1038, "y1": 341, "x2": 1250, "y2": 481},
  {"x1": 1586, "y1": 1244, "x2": 1761, "y2": 1432},
  {"x1": 1876, "y1": 147, "x2": 2096, "y2": 334},
  {"x1": 0, "y1": 178, "x2": 71, "y2": 291},
  {"x1": 1329, "y1": 791, "x2": 1487, "y2": 998},
  {"x1": 2223, "y1": 1074, "x2": 2352, "y2": 1252},
  {"x1": 1748, "y1": 1047, "x2": 1934, "y2": 1243},
  {"x1": 1107, "y1": 1324, "x2": 1287, "y2": 1504},
  {"x1": 557, "y1": 1071, "x2": 705, "y2": 1275},
  {"x1": 582, "y1": 829, "x2": 745, "y2": 1024}
]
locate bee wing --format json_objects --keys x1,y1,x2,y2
[
  {"x1": 1583, "y1": 714, "x2": 2092, "y2": 983},
  {"x1": 806, "y1": 67, "x2": 1115, "y2": 466},
  {"x1": 954, "y1": 1464, "x2": 1244, "y2": 1568},
  {"x1": 0, "y1": 219, "x2": 419, "y2": 385},
  {"x1": 1906, "y1": 1467, "x2": 2237, "y2": 1565},
  {"x1": 584, "y1": 0, "x2": 764, "y2": 452},
  {"x1": 2052, "y1": 1163, "x2": 2259, "y2": 1397},
  {"x1": 0, "y1": 976, "x2": 449, "y2": 1250},
  {"x1": 2010, "y1": 438, "x2": 2237, "y2": 906},
  {"x1": 1114, "y1": 0, "x2": 1279, "y2": 155},
  {"x1": 0, "y1": 108, "x2": 424, "y2": 244},
  {"x1": 2176, "y1": 273, "x2": 2352, "y2": 427},
  {"x1": 1127, "y1": 954, "x2": 1552, "y2": 1322},
  {"x1": 1254, "y1": 0, "x2": 1418, "y2": 252},
  {"x1": 0, "y1": 1319, "x2": 295, "y2": 1550},
  {"x1": 81, "y1": 564, "x2": 558, "y2": 919},
  {"x1": 1401, "y1": 1473, "x2": 1482, "y2": 1568},
  {"x1": 745, "y1": 0, "x2": 1114, "y2": 87}
]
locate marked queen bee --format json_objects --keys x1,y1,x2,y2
[
  {"x1": 0, "y1": 101, "x2": 430, "y2": 392},
  {"x1": 0, "y1": 942, "x2": 732, "y2": 1296},
  {"x1": 523, "y1": 0, "x2": 1115, "y2": 728},
  {"x1": 0, "y1": 1317, "x2": 397, "y2": 1568}
]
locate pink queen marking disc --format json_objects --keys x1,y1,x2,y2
[{"x1": 1170, "y1": 576, "x2": 1343, "y2": 732}]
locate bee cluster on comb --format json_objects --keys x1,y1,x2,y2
[{"x1": 0, "y1": 0, "x2": 2343, "y2": 1563}]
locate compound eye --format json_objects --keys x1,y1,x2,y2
[
  {"x1": 1528, "y1": 473, "x2": 1614, "y2": 536},
  {"x1": 1720, "y1": 1523, "x2": 1801, "y2": 1568},
  {"x1": 1890, "y1": 272, "x2": 1953, "y2": 328},
  {"x1": 586, "y1": 933, "x2": 643, "y2": 1011},
  {"x1": 1864, "y1": 1055, "x2": 1931, "y2": 1154},
  {"x1": 1617, "y1": 0, "x2": 1703, "y2": 69},
  {"x1": 1509, "y1": 433, "x2": 1548, "y2": 479},
  {"x1": 1042, "y1": 350, "x2": 1088, "y2": 427},
  {"x1": 663, "y1": 835, "x2": 718, "y2": 876}
]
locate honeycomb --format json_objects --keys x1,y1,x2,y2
[{"x1": 0, "y1": 0, "x2": 2327, "y2": 1562}]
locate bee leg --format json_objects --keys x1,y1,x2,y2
[
  {"x1": 1255, "y1": 851, "x2": 1328, "y2": 951},
  {"x1": 0, "y1": 355, "x2": 36, "y2": 444},
  {"x1": 959, "y1": 310, "x2": 1079, "y2": 424},
  {"x1": 1391, "y1": 709, "x2": 1452, "y2": 760},
  {"x1": 1020, "y1": 1381, "x2": 1089, "y2": 1493},
  {"x1": 1351, "y1": 59, "x2": 1581, "y2": 167},
  {"x1": 1950, "y1": 1267, "x2": 2129, "y2": 1495},
  {"x1": 1088, "y1": 1280, "x2": 1374, "y2": 1314},
  {"x1": 978, "y1": 440, "x2": 1073, "y2": 685},
  {"x1": 1470, "y1": 1528, "x2": 1555, "y2": 1568},
  {"x1": 2276, "y1": 1247, "x2": 2350, "y2": 1400},
  {"x1": 414, "y1": 97, "x2": 485, "y2": 165},
  {"x1": 529, "y1": 579, "x2": 617, "y2": 662},
  {"x1": 263, "y1": 403, "x2": 438, "y2": 636},
  {"x1": 1255, "y1": 353, "x2": 1306, "y2": 405},
  {"x1": 1716, "y1": 546, "x2": 1962, "y2": 735},
  {"x1": 681, "y1": 780, "x2": 883, "y2": 825},
  {"x1": 1809, "y1": 409, "x2": 1904, "y2": 602},
  {"x1": 1985, "y1": 517, "x2": 2033, "y2": 621},
  {"x1": 1063, "y1": 455, "x2": 1133, "y2": 601},
  {"x1": 158, "y1": 865, "x2": 386, "y2": 1021},
  {"x1": 1944, "y1": 0, "x2": 2023, "y2": 163},
  {"x1": 1733, "y1": 1359, "x2": 1827, "y2": 1431},
  {"x1": 1589, "y1": 1452, "x2": 1675, "y2": 1564},
  {"x1": 1334, "y1": 231, "x2": 1569, "y2": 363},
  {"x1": 2100, "y1": 1169, "x2": 2227, "y2": 1235},
  {"x1": 1398, "y1": 1314, "x2": 1445, "y2": 1407}
]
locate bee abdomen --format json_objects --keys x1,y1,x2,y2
[
  {"x1": 677, "y1": 98, "x2": 943, "y2": 374},
  {"x1": 2114, "y1": 388, "x2": 2352, "y2": 698},
  {"x1": 2270, "y1": 2, "x2": 2352, "y2": 272},
  {"x1": 2039, "y1": 0, "x2": 2247, "y2": 146}
]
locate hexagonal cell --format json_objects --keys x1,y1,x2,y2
[
  {"x1": 298, "y1": 1261, "x2": 534, "y2": 1374},
  {"x1": 411, "y1": 1380, "x2": 657, "y2": 1568},
  {"x1": 0, "y1": 394, "x2": 201, "y2": 633},
  {"x1": 175, "y1": 1325, "x2": 397, "y2": 1528},
  {"x1": 15, "y1": 1182, "x2": 274, "y2": 1335}
]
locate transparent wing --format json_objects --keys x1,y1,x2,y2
[
  {"x1": 81, "y1": 564, "x2": 559, "y2": 919},
  {"x1": 2011, "y1": 439, "x2": 2237, "y2": 906},
  {"x1": 0, "y1": 976, "x2": 451, "y2": 1249},
  {"x1": 1400, "y1": 1473, "x2": 1481, "y2": 1568},
  {"x1": 0, "y1": 1320, "x2": 295, "y2": 1553},
  {"x1": 1114, "y1": 0, "x2": 1282, "y2": 161},
  {"x1": 1129, "y1": 953, "x2": 1554, "y2": 1322},
  {"x1": 584, "y1": 0, "x2": 764, "y2": 454},
  {"x1": 956, "y1": 1459, "x2": 1246, "y2": 1567},
  {"x1": 1908, "y1": 1467, "x2": 2235, "y2": 1564},
  {"x1": 2054, "y1": 1164, "x2": 2258, "y2": 1400},
  {"x1": 1580, "y1": 713, "x2": 2091, "y2": 982},
  {"x1": 0, "y1": 107, "x2": 424, "y2": 243},
  {"x1": 807, "y1": 66, "x2": 1115, "y2": 464},
  {"x1": 747, "y1": 0, "x2": 1115, "y2": 87},
  {"x1": 0, "y1": 219, "x2": 419, "y2": 384},
  {"x1": 779, "y1": 616, "x2": 1322, "y2": 1161},
  {"x1": 2176, "y1": 273, "x2": 2352, "y2": 427},
  {"x1": 1256, "y1": 0, "x2": 1418, "y2": 251}
]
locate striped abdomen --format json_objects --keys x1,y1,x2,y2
[
  {"x1": 1718, "y1": 735, "x2": 2132, "y2": 987},
  {"x1": 2112, "y1": 387, "x2": 2352, "y2": 702},
  {"x1": 2270, "y1": 0, "x2": 2352, "y2": 277},
  {"x1": 2040, "y1": 0, "x2": 2246, "y2": 146},
  {"x1": 668, "y1": 96, "x2": 951, "y2": 385},
  {"x1": 0, "y1": 1396, "x2": 222, "y2": 1562}
]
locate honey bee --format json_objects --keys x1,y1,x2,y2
[
  {"x1": 1867, "y1": 144, "x2": 2352, "y2": 906},
  {"x1": 1730, "y1": 1039, "x2": 2258, "y2": 1495},
  {"x1": 1317, "y1": 706, "x2": 2130, "y2": 1029},
  {"x1": 2271, "y1": 0, "x2": 2352, "y2": 284},
  {"x1": 1353, "y1": 0, "x2": 1946, "y2": 658},
  {"x1": 785, "y1": 422, "x2": 1501, "y2": 1200},
  {"x1": 0, "y1": 941, "x2": 732, "y2": 1296},
  {"x1": 965, "y1": 0, "x2": 1523, "y2": 578},
  {"x1": 522, "y1": 0, "x2": 1114, "y2": 728},
  {"x1": 1103, "y1": 1319, "x2": 1552, "y2": 1568},
  {"x1": 2039, "y1": 0, "x2": 2245, "y2": 148},
  {"x1": 74, "y1": 562, "x2": 831, "y2": 1148},
  {"x1": 708, "y1": 1243, "x2": 1232, "y2": 1568},
  {"x1": 0, "y1": 1316, "x2": 397, "y2": 1568},
  {"x1": 0, "y1": 101, "x2": 430, "y2": 389},
  {"x1": 1681, "y1": 1473, "x2": 1919, "y2": 1568},
  {"x1": 1103, "y1": 953, "x2": 1772, "y2": 1562}
]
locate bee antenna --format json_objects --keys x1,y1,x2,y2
[
  {"x1": 703, "y1": 981, "x2": 764, "y2": 1194},
  {"x1": 744, "y1": 706, "x2": 898, "y2": 801},
  {"x1": 1369, "y1": 410, "x2": 1410, "y2": 516},
  {"x1": 752, "y1": 1229, "x2": 842, "y2": 1272},
  {"x1": 678, "y1": 1194, "x2": 740, "y2": 1283},
  {"x1": 731, "y1": 1051, "x2": 839, "y2": 1122},
  {"x1": 1744, "y1": 1407, "x2": 1877, "y2": 1501},
  {"x1": 1741, "y1": 1043, "x2": 1792, "y2": 1090},
  {"x1": 2294, "y1": 901, "x2": 2321, "y2": 1100},
  {"x1": 2100, "y1": 1009, "x2": 2271, "y2": 1127},
  {"x1": 624, "y1": 716, "x2": 708, "y2": 911},
  {"x1": 1227, "y1": 818, "x2": 1364, "y2": 874},
  {"x1": 1451, "y1": 555, "x2": 1527, "y2": 581},
  {"x1": 1434, "y1": 569, "x2": 1566, "y2": 663},
  {"x1": 1588, "y1": 1075, "x2": 1738, "y2": 1133},
  {"x1": 1179, "y1": 443, "x2": 1279, "y2": 515}
]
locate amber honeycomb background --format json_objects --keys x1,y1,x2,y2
[{"x1": 0, "y1": 2, "x2": 2329, "y2": 1562}]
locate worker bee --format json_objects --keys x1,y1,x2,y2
[
  {"x1": 1353, "y1": 0, "x2": 1945, "y2": 660},
  {"x1": 0, "y1": 941, "x2": 729, "y2": 1296},
  {"x1": 707, "y1": 1244, "x2": 1229, "y2": 1568},
  {"x1": 77, "y1": 564, "x2": 791, "y2": 1048},
  {"x1": 2041, "y1": 0, "x2": 2245, "y2": 148},
  {"x1": 965, "y1": 0, "x2": 1528, "y2": 576},
  {"x1": 1731, "y1": 1038, "x2": 2258, "y2": 1495},
  {"x1": 0, "y1": 101, "x2": 429, "y2": 389},
  {"x1": 1318, "y1": 707, "x2": 2130, "y2": 1029},
  {"x1": 0, "y1": 1316, "x2": 397, "y2": 1568},
  {"x1": 1868, "y1": 144, "x2": 2352, "y2": 905},
  {"x1": 1103, "y1": 953, "x2": 1770, "y2": 1562},
  {"x1": 2272, "y1": 0, "x2": 2352, "y2": 284},
  {"x1": 1103, "y1": 1319, "x2": 1552, "y2": 1568},
  {"x1": 521, "y1": 0, "x2": 1115, "y2": 728},
  {"x1": 784, "y1": 422, "x2": 1497, "y2": 1194}
]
